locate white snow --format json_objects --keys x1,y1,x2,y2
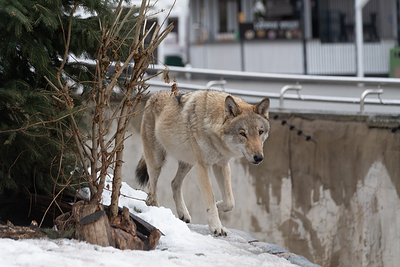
[{"x1": 0, "y1": 176, "x2": 298, "y2": 267}]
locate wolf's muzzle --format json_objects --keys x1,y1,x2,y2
[{"x1": 253, "y1": 154, "x2": 264, "y2": 164}]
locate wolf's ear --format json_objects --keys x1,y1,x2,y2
[
  {"x1": 225, "y1": 96, "x2": 241, "y2": 118},
  {"x1": 254, "y1": 97, "x2": 270, "y2": 118}
]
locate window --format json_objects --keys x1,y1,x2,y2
[
  {"x1": 219, "y1": 0, "x2": 228, "y2": 33},
  {"x1": 253, "y1": 0, "x2": 302, "y2": 21},
  {"x1": 312, "y1": 0, "x2": 383, "y2": 43},
  {"x1": 239, "y1": 0, "x2": 303, "y2": 41},
  {"x1": 217, "y1": 0, "x2": 238, "y2": 41},
  {"x1": 168, "y1": 17, "x2": 179, "y2": 34}
]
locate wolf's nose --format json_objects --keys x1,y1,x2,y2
[{"x1": 253, "y1": 154, "x2": 263, "y2": 163}]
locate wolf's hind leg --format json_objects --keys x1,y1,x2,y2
[
  {"x1": 171, "y1": 161, "x2": 193, "y2": 223},
  {"x1": 143, "y1": 144, "x2": 166, "y2": 207},
  {"x1": 213, "y1": 163, "x2": 235, "y2": 212}
]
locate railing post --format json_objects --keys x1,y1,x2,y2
[
  {"x1": 205, "y1": 80, "x2": 227, "y2": 91},
  {"x1": 355, "y1": 0, "x2": 370, "y2": 78},
  {"x1": 360, "y1": 89, "x2": 383, "y2": 113},
  {"x1": 279, "y1": 85, "x2": 302, "y2": 109}
]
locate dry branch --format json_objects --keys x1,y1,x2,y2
[
  {"x1": 0, "y1": 221, "x2": 46, "y2": 240},
  {"x1": 46, "y1": 0, "x2": 175, "y2": 246}
]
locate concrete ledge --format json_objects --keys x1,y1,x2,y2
[
  {"x1": 250, "y1": 241, "x2": 321, "y2": 267},
  {"x1": 270, "y1": 109, "x2": 400, "y2": 128},
  {"x1": 188, "y1": 224, "x2": 321, "y2": 267}
]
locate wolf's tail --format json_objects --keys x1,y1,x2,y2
[{"x1": 136, "y1": 157, "x2": 149, "y2": 187}]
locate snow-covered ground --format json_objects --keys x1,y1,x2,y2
[{"x1": 0, "y1": 178, "x2": 297, "y2": 267}]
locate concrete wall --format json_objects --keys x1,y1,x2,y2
[{"x1": 117, "y1": 107, "x2": 400, "y2": 267}]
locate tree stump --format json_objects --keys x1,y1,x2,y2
[
  {"x1": 110, "y1": 206, "x2": 144, "y2": 250},
  {"x1": 63, "y1": 202, "x2": 161, "y2": 250},
  {"x1": 1, "y1": 201, "x2": 162, "y2": 251},
  {"x1": 143, "y1": 227, "x2": 162, "y2": 251},
  {"x1": 72, "y1": 201, "x2": 113, "y2": 247},
  {"x1": 112, "y1": 227, "x2": 144, "y2": 250}
]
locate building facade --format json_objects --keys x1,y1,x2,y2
[{"x1": 188, "y1": 0, "x2": 399, "y2": 75}]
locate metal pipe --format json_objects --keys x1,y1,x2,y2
[
  {"x1": 279, "y1": 85, "x2": 302, "y2": 108},
  {"x1": 148, "y1": 65, "x2": 400, "y2": 86},
  {"x1": 145, "y1": 80, "x2": 400, "y2": 106},
  {"x1": 77, "y1": 59, "x2": 400, "y2": 86},
  {"x1": 205, "y1": 80, "x2": 227, "y2": 90},
  {"x1": 360, "y1": 89, "x2": 384, "y2": 113}
]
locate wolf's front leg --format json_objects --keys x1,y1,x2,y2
[
  {"x1": 171, "y1": 161, "x2": 193, "y2": 223},
  {"x1": 195, "y1": 162, "x2": 227, "y2": 236},
  {"x1": 213, "y1": 163, "x2": 235, "y2": 212}
]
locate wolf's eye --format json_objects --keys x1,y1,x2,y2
[
  {"x1": 259, "y1": 130, "x2": 264, "y2": 135},
  {"x1": 239, "y1": 132, "x2": 247, "y2": 138}
]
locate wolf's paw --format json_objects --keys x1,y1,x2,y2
[
  {"x1": 179, "y1": 214, "x2": 191, "y2": 224},
  {"x1": 209, "y1": 225, "x2": 228, "y2": 237},
  {"x1": 146, "y1": 193, "x2": 159, "y2": 207},
  {"x1": 216, "y1": 200, "x2": 234, "y2": 212},
  {"x1": 207, "y1": 208, "x2": 227, "y2": 236},
  {"x1": 177, "y1": 208, "x2": 191, "y2": 223}
]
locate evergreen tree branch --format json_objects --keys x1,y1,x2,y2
[
  {"x1": 0, "y1": 0, "x2": 121, "y2": 204},
  {"x1": 0, "y1": 107, "x2": 88, "y2": 134},
  {"x1": 8, "y1": 148, "x2": 30, "y2": 179}
]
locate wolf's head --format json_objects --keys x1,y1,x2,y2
[{"x1": 222, "y1": 96, "x2": 270, "y2": 165}]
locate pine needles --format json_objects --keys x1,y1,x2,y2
[
  {"x1": 0, "y1": 0, "x2": 176, "y2": 226},
  {"x1": 0, "y1": 0, "x2": 120, "y2": 222}
]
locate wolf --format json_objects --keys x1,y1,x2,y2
[{"x1": 136, "y1": 90, "x2": 270, "y2": 236}]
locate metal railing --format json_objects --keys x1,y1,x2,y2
[
  {"x1": 280, "y1": 85, "x2": 302, "y2": 109},
  {"x1": 143, "y1": 65, "x2": 400, "y2": 113},
  {"x1": 205, "y1": 80, "x2": 226, "y2": 90},
  {"x1": 360, "y1": 89, "x2": 384, "y2": 113},
  {"x1": 149, "y1": 65, "x2": 400, "y2": 87},
  {"x1": 144, "y1": 80, "x2": 400, "y2": 114}
]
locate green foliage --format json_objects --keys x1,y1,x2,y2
[
  {"x1": 0, "y1": 0, "x2": 120, "y2": 197},
  {"x1": 0, "y1": 83, "x2": 72, "y2": 196},
  {"x1": 133, "y1": 206, "x2": 142, "y2": 213},
  {"x1": 44, "y1": 226, "x2": 75, "y2": 239},
  {"x1": 0, "y1": 0, "x2": 118, "y2": 88}
]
